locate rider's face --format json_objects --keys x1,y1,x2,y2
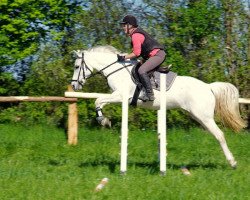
[
  {"x1": 121, "y1": 24, "x2": 127, "y2": 32},
  {"x1": 122, "y1": 24, "x2": 132, "y2": 35}
]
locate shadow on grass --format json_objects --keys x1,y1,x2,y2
[
  {"x1": 78, "y1": 161, "x2": 119, "y2": 173},
  {"x1": 77, "y1": 160, "x2": 228, "y2": 174}
]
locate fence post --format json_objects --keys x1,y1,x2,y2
[{"x1": 67, "y1": 85, "x2": 78, "y2": 145}]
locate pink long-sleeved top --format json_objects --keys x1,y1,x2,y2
[{"x1": 131, "y1": 33, "x2": 160, "y2": 58}]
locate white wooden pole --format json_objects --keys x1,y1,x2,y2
[
  {"x1": 120, "y1": 90, "x2": 129, "y2": 174},
  {"x1": 65, "y1": 92, "x2": 112, "y2": 99},
  {"x1": 159, "y1": 73, "x2": 167, "y2": 175},
  {"x1": 239, "y1": 98, "x2": 250, "y2": 104}
]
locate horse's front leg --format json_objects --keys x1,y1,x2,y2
[
  {"x1": 95, "y1": 92, "x2": 123, "y2": 127},
  {"x1": 95, "y1": 106, "x2": 111, "y2": 127}
]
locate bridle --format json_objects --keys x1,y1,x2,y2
[{"x1": 71, "y1": 51, "x2": 133, "y2": 85}]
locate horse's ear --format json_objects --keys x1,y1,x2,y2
[{"x1": 71, "y1": 50, "x2": 81, "y2": 58}]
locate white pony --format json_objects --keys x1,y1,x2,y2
[{"x1": 71, "y1": 45, "x2": 246, "y2": 168}]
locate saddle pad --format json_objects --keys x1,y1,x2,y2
[{"x1": 151, "y1": 71, "x2": 177, "y2": 91}]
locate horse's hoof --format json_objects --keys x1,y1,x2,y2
[
  {"x1": 230, "y1": 160, "x2": 237, "y2": 169},
  {"x1": 97, "y1": 116, "x2": 111, "y2": 128},
  {"x1": 96, "y1": 116, "x2": 104, "y2": 124},
  {"x1": 101, "y1": 117, "x2": 111, "y2": 128}
]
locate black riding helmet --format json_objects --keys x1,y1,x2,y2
[{"x1": 119, "y1": 15, "x2": 138, "y2": 27}]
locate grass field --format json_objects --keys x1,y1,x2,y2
[{"x1": 0, "y1": 123, "x2": 249, "y2": 200}]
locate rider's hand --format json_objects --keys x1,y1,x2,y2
[{"x1": 117, "y1": 54, "x2": 125, "y2": 62}]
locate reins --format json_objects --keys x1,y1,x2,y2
[{"x1": 106, "y1": 63, "x2": 133, "y2": 78}]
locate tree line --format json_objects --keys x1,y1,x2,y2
[{"x1": 0, "y1": 0, "x2": 249, "y2": 129}]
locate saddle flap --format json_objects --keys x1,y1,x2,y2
[{"x1": 152, "y1": 71, "x2": 177, "y2": 91}]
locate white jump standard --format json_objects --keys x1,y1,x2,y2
[
  {"x1": 120, "y1": 90, "x2": 129, "y2": 174},
  {"x1": 158, "y1": 74, "x2": 167, "y2": 175}
]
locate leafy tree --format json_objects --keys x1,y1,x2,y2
[
  {"x1": 0, "y1": 0, "x2": 44, "y2": 66},
  {"x1": 0, "y1": 0, "x2": 82, "y2": 81},
  {"x1": 0, "y1": 72, "x2": 19, "y2": 96}
]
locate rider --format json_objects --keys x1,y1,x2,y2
[{"x1": 117, "y1": 15, "x2": 166, "y2": 101}]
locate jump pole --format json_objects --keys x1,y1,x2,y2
[
  {"x1": 158, "y1": 73, "x2": 167, "y2": 175},
  {"x1": 65, "y1": 92, "x2": 114, "y2": 99}
]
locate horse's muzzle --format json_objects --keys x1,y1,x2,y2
[{"x1": 71, "y1": 82, "x2": 82, "y2": 91}]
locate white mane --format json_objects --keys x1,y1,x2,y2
[{"x1": 87, "y1": 45, "x2": 121, "y2": 54}]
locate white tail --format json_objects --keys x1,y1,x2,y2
[{"x1": 210, "y1": 82, "x2": 247, "y2": 132}]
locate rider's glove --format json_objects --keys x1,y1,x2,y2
[{"x1": 117, "y1": 54, "x2": 125, "y2": 62}]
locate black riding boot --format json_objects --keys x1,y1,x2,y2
[{"x1": 139, "y1": 73, "x2": 155, "y2": 101}]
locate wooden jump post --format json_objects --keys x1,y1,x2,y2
[{"x1": 66, "y1": 86, "x2": 78, "y2": 145}]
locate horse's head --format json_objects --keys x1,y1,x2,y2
[{"x1": 71, "y1": 50, "x2": 93, "y2": 91}]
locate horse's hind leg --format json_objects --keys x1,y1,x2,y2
[
  {"x1": 194, "y1": 115, "x2": 237, "y2": 168},
  {"x1": 188, "y1": 88, "x2": 237, "y2": 168},
  {"x1": 205, "y1": 120, "x2": 236, "y2": 168}
]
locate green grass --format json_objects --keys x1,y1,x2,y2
[{"x1": 0, "y1": 123, "x2": 249, "y2": 200}]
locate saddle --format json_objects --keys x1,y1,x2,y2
[{"x1": 130, "y1": 63, "x2": 177, "y2": 106}]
